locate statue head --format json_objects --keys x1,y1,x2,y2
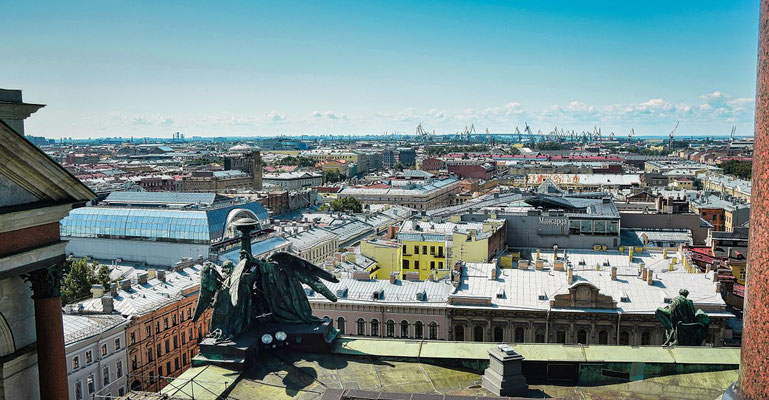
[
  {"x1": 679, "y1": 289, "x2": 689, "y2": 298},
  {"x1": 222, "y1": 261, "x2": 235, "y2": 277}
]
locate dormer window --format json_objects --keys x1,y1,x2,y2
[{"x1": 372, "y1": 288, "x2": 384, "y2": 300}]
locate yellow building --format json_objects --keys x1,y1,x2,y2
[{"x1": 362, "y1": 217, "x2": 506, "y2": 281}]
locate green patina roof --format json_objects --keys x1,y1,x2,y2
[{"x1": 332, "y1": 337, "x2": 741, "y2": 365}]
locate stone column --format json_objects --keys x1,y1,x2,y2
[
  {"x1": 736, "y1": 1, "x2": 769, "y2": 397},
  {"x1": 23, "y1": 265, "x2": 68, "y2": 400}
]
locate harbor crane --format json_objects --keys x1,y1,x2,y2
[
  {"x1": 730, "y1": 125, "x2": 737, "y2": 142},
  {"x1": 416, "y1": 123, "x2": 431, "y2": 142},
  {"x1": 628, "y1": 128, "x2": 635, "y2": 141},
  {"x1": 669, "y1": 121, "x2": 679, "y2": 150},
  {"x1": 460, "y1": 124, "x2": 476, "y2": 141}
]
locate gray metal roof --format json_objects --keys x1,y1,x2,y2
[{"x1": 104, "y1": 191, "x2": 217, "y2": 207}]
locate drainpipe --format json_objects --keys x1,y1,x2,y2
[
  {"x1": 545, "y1": 307, "x2": 551, "y2": 343},
  {"x1": 616, "y1": 311, "x2": 622, "y2": 345}
]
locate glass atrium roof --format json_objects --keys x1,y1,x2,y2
[{"x1": 61, "y1": 201, "x2": 269, "y2": 244}]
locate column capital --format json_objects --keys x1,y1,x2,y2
[{"x1": 22, "y1": 264, "x2": 63, "y2": 299}]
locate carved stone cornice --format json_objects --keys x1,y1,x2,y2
[
  {"x1": 0, "y1": 102, "x2": 45, "y2": 120},
  {"x1": 22, "y1": 264, "x2": 64, "y2": 299}
]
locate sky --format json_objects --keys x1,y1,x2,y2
[{"x1": 1, "y1": 1, "x2": 761, "y2": 138}]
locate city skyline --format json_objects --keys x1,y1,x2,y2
[{"x1": 2, "y1": 1, "x2": 760, "y2": 138}]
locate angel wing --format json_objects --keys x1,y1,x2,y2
[
  {"x1": 192, "y1": 265, "x2": 221, "y2": 322},
  {"x1": 270, "y1": 252, "x2": 339, "y2": 302},
  {"x1": 228, "y1": 257, "x2": 249, "y2": 306}
]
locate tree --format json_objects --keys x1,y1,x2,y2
[
  {"x1": 721, "y1": 160, "x2": 752, "y2": 180},
  {"x1": 61, "y1": 258, "x2": 96, "y2": 304},
  {"x1": 95, "y1": 264, "x2": 112, "y2": 290},
  {"x1": 324, "y1": 170, "x2": 344, "y2": 183},
  {"x1": 393, "y1": 162, "x2": 405, "y2": 171},
  {"x1": 326, "y1": 197, "x2": 362, "y2": 213}
]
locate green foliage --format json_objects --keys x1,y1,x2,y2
[
  {"x1": 323, "y1": 169, "x2": 345, "y2": 183},
  {"x1": 424, "y1": 145, "x2": 489, "y2": 156},
  {"x1": 184, "y1": 158, "x2": 217, "y2": 166},
  {"x1": 95, "y1": 264, "x2": 112, "y2": 290},
  {"x1": 393, "y1": 162, "x2": 405, "y2": 171},
  {"x1": 503, "y1": 147, "x2": 520, "y2": 155},
  {"x1": 277, "y1": 156, "x2": 316, "y2": 168},
  {"x1": 325, "y1": 197, "x2": 362, "y2": 213},
  {"x1": 533, "y1": 141, "x2": 569, "y2": 151},
  {"x1": 721, "y1": 160, "x2": 752, "y2": 180},
  {"x1": 624, "y1": 146, "x2": 666, "y2": 156},
  {"x1": 61, "y1": 258, "x2": 96, "y2": 304}
]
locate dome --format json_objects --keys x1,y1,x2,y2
[{"x1": 228, "y1": 143, "x2": 259, "y2": 152}]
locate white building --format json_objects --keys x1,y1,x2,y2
[
  {"x1": 63, "y1": 314, "x2": 128, "y2": 400},
  {"x1": 263, "y1": 172, "x2": 323, "y2": 190},
  {"x1": 287, "y1": 228, "x2": 339, "y2": 265}
]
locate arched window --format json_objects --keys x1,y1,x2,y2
[
  {"x1": 386, "y1": 320, "x2": 395, "y2": 337},
  {"x1": 494, "y1": 326, "x2": 504, "y2": 342},
  {"x1": 535, "y1": 330, "x2": 545, "y2": 343},
  {"x1": 357, "y1": 318, "x2": 366, "y2": 336},
  {"x1": 641, "y1": 331, "x2": 651, "y2": 345},
  {"x1": 473, "y1": 325, "x2": 484, "y2": 342},
  {"x1": 428, "y1": 322, "x2": 438, "y2": 339},
  {"x1": 619, "y1": 331, "x2": 630, "y2": 345},
  {"x1": 337, "y1": 317, "x2": 346, "y2": 335},
  {"x1": 598, "y1": 330, "x2": 609, "y2": 344},
  {"x1": 400, "y1": 321, "x2": 409, "y2": 338},
  {"x1": 370, "y1": 319, "x2": 380, "y2": 337},
  {"x1": 577, "y1": 329, "x2": 587, "y2": 345},
  {"x1": 514, "y1": 327, "x2": 525, "y2": 343},
  {"x1": 454, "y1": 325, "x2": 465, "y2": 341},
  {"x1": 556, "y1": 330, "x2": 566, "y2": 344},
  {"x1": 414, "y1": 321, "x2": 424, "y2": 339}
]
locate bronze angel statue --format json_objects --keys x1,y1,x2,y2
[{"x1": 193, "y1": 251, "x2": 339, "y2": 341}]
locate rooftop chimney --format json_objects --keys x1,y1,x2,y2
[
  {"x1": 101, "y1": 295, "x2": 114, "y2": 313},
  {"x1": 641, "y1": 267, "x2": 648, "y2": 281},
  {"x1": 647, "y1": 270, "x2": 654, "y2": 285},
  {"x1": 389, "y1": 272, "x2": 398, "y2": 284},
  {"x1": 119, "y1": 279, "x2": 131, "y2": 291},
  {"x1": 611, "y1": 266, "x2": 617, "y2": 281},
  {"x1": 157, "y1": 270, "x2": 166, "y2": 282},
  {"x1": 91, "y1": 284, "x2": 104, "y2": 299},
  {"x1": 490, "y1": 268, "x2": 498, "y2": 280},
  {"x1": 147, "y1": 269, "x2": 156, "y2": 280},
  {"x1": 567, "y1": 267, "x2": 574, "y2": 285},
  {"x1": 137, "y1": 272, "x2": 148, "y2": 285},
  {"x1": 110, "y1": 282, "x2": 117, "y2": 296}
]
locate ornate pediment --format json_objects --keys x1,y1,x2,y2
[{"x1": 550, "y1": 282, "x2": 617, "y2": 309}]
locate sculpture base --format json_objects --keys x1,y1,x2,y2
[{"x1": 194, "y1": 320, "x2": 338, "y2": 369}]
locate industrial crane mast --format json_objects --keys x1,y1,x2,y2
[{"x1": 669, "y1": 121, "x2": 679, "y2": 150}]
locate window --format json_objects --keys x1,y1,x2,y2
[
  {"x1": 149, "y1": 371, "x2": 155, "y2": 384},
  {"x1": 429, "y1": 322, "x2": 438, "y2": 340},
  {"x1": 474, "y1": 325, "x2": 484, "y2": 342},
  {"x1": 165, "y1": 340, "x2": 170, "y2": 353},
  {"x1": 402, "y1": 245, "x2": 407, "y2": 254},
  {"x1": 101, "y1": 343, "x2": 108, "y2": 357},
  {"x1": 180, "y1": 311, "x2": 185, "y2": 322},
  {"x1": 74, "y1": 381, "x2": 83, "y2": 400},
  {"x1": 386, "y1": 320, "x2": 395, "y2": 337},
  {"x1": 337, "y1": 317, "x2": 346, "y2": 334},
  {"x1": 87, "y1": 374, "x2": 95, "y2": 394},
  {"x1": 430, "y1": 261, "x2": 435, "y2": 270},
  {"x1": 556, "y1": 330, "x2": 566, "y2": 344},
  {"x1": 103, "y1": 366, "x2": 110, "y2": 385},
  {"x1": 422, "y1": 245, "x2": 427, "y2": 254},
  {"x1": 370, "y1": 319, "x2": 379, "y2": 337},
  {"x1": 598, "y1": 330, "x2": 609, "y2": 345},
  {"x1": 430, "y1": 246, "x2": 435, "y2": 254},
  {"x1": 158, "y1": 366, "x2": 163, "y2": 378},
  {"x1": 172, "y1": 314, "x2": 177, "y2": 326},
  {"x1": 146, "y1": 325, "x2": 152, "y2": 337},
  {"x1": 641, "y1": 331, "x2": 651, "y2": 345},
  {"x1": 119, "y1": 387, "x2": 125, "y2": 396},
  {"x1": 175, "y1": 358, "x2": 179, "y2": 369},
  {"x1": 414, "y1": 245, "x2": 419, "y2": 254},
  {"x1": 357, "y1": 318, "x2": 366, "y2": 335},
  {"x1": 155, "y1": 322, "x2": 160, "y2": 334},
  {"x1": 163, "y1": 318, "x2": 169, "y2": 329},
  {"x1": 402, "y1": 259, "x2": 410, "y2": 269},
  {"x1": 187, "y1": 308, "x2": 192, "y2": 319},
  {"x1": 117, "y1": 360, "x2": 123, "y2": 378},
  {"x1": 494, "y1": 326, "x2": 504, "y2": 342},
  {"x1": 437, "y1": 246, "x2": 444, "y2": 257},
  {"x1": 414, "y1": 321, "x2": 424, "y2": 339},
  {"x1": 619, "y1": 331, "x2": 630, "y2": 345},
  {"x1": 166, "y1": 361, "x2": 172, "y2": 374},
  {"x1": 130, "y1": 332, "x2": 136, "y2": 345},
  {"x1": 535, "y1": 330, "x2": 545, "y2": 343},
  {"x1": 147, "y1": 348, "x2": 153, "y2": 362},
  {"x1": 577, "y1": 329, "x2": 587, "y2": 345},
  {"x1": 438, "y1": 261, "x2": 443, "y2": 269},
  {"x1": 115, "y1": 337, "x2": 121, "y2": 350},
  {"x1": 454, "y1": 325, "x2": 465, "y2": 341},
  {"x1": 173, "y1": 336, "x2": 178, "y2": 349},
  {"x1": 132, "y1": 355, "x2": 137, "y2": 370},
  {"x1": 414, "y1": 261, "x2": 420, "y2": 269},
  {"x1": 72, "y1": 356, "x2": 80, "y2": 370},
  {"x1": 182, "y1": 353, "x2": 187, "y2": 365},
  {"x1": 400, "y1": 321, "x2": 409, "y2": 338},
  {"x1": 157, "y1": 344, "x2": 162, "y2": 358}
]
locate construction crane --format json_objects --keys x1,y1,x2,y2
[
  {"x1": 524, "y1": 122, "x2": 533, "y2": 142},
  {"x1": 416, "y1": 123, "x2": 431, "y2": 142},
  {"x1": 730, "y1": 125, "x2": 737, "y2": 142},
  {"x1": 668, "y1": 121, "x2": 679, "y2": 150},
  {"x1": 609, "y1": 132, "x2": 615, "y2": 141},
  {"x1": 628, "y1": 128, "x2": 635, "y2": 141},
  {"x1": 460, "y1": 124, "x2": 476, "y2": 142}
]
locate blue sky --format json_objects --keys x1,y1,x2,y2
[{"x1": 2, "y1": 1, "x2": 760, "y2": 138}]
